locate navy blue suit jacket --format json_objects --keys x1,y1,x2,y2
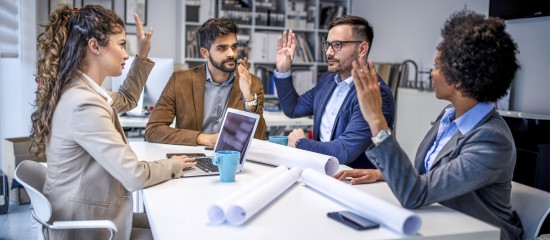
[{"x1": 273, "y1": 71, "x2": 395, "y2": 169}]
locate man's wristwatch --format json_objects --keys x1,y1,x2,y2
[
  {"x1": 371, "y1": 128, "x2": 392, "y2": 146},
  {"x1": 245, "y1": 93, "x2": 258, "y2": 107}
]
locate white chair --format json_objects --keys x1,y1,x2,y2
[
  {"x1": 511, "y1": 181, "x2": 550, "y2": 240},
  {"x1": 14, "y1": 160, "x2": 117, "y2": 240}
]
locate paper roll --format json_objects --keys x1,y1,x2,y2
[
  {"x1": 301, "y1": 169, "x2": 422, "y2": 236},
  {"x1": 226, "y1": 167, "x2": 303, "y2": 225},
  {"x1": 207, "y1": 165, "x2": 288, "y2": 224},
  {"x1": 247, "y1": 139, "x2": 339, "y2": 175}
]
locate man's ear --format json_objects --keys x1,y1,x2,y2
[
  {"x1": 359, "y1": 41, "x2": 369, "y2": 58},
  {"x1": 200, "y1": 47, "x2": 209, "y2": 59},
  {"x1": 88, "y1": 38, "x2": 100, "y2": 55}
]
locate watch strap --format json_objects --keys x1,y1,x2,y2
[
  {"x1": 371, "y1": 128, "x2": 392, "y2": 146},
  {"x1": 245, "y1": 93, "x2": 258, "y2": 107}
]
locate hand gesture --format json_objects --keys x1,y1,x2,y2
[
  {"x1": 275, "y1": 30, "x2": 296, "y2": 73},
  {"x1": 288, "y1": 128, "x2": 305, "y2": 147},
  {"x1": 333, "y1": 169, "x2": 383, "y2": 185},
  {"x1": 197, "y1": 133, "x2": 218, "y2": 148},
  {"x1": 133, "y1": 13, "x2": 153, "y2": 60},
  {"x1": 170, "y1": 155, "x2": 197, "y2": 170},
  {"x1": 352, "y1": 58, "x2": 389, "y2": 133},
  {"x1": 237, "y1": 57, "x2": 252, "y2": 100}
]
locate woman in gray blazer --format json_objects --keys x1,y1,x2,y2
[
  {"x1": 30, "y1": 5, "x2": 196, "y2": 240},
  {"x1": 335, "y1": 10, "x2": 523, "y2": 240}
]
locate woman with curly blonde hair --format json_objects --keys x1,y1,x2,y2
[{"x1": 30, "y1": 5, "x2": 195, "y2": 239}]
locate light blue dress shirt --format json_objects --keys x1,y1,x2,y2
[
  {"x1": 273, "y1": 70, "x2": 353, "y2": 142},
  {"x1": 319, "y1": 75, "x2": 353, "y2": 142},
  {"x1": 423, "y1": 102, "x2": 495, "y2": 171},
  {"x1": 203, "y1": 62, "x2": 235, "y2": 134}
]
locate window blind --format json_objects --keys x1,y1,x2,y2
[{"x1": 0, "y1": 0, "x2": 19, "y2": 58}]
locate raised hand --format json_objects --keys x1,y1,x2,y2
[
  {"x1": 352, "y1": 58, "x2": 388, "y2": 134},
  {"x1": 275, "y1": 30, "x2": 296, "y2": 73},
  {"x1": 237, "y1": 57, "x2": 253, "y2": 101},
  {"x1": 333, "y1": 169, "x2": 383, "y2": 185},
  {"x1": 133, "y1": 13, "x2": 153, "y2": 60}
]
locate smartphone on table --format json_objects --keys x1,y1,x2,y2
[{"x1": 327, "y1": 211, "x2": 380, "y2": 230}]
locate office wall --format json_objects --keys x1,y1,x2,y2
[
  {"x1": 0, "y1": 0, "x2": 37, "y2": 165},
  {"x1": 352, "y1": 0, "x2": 550, "y2": 115}
]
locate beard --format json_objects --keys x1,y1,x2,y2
[
  {"x1": 327, "y1": 51, "x2": 359, "y2": 77},
  {"x1": 209, "y1": 55, "x2": 236, "y2": 73}
]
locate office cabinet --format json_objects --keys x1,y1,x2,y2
[{"x1": 181, "y1": 0, "x2": 350, "y2": 96}]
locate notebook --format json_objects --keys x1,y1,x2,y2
[{"x1": 179, "y1": 108, "x2": 260, "y2": 177}]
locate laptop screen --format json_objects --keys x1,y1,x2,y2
[{"x1": 214, "y1": 109, "x2": 259, "y2": 165}]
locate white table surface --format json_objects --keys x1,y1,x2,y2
[
  {"x1": 131, "y1": 142, "x2": 500, "y2": 240},
  {"x1": 119, "y1": 111, "x2": 313, "y2": 128}
]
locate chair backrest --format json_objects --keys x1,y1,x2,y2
[
  {"x1": 14, "y1": 160, "x2": 52, "y2": 222},
  {"x1": 511, "y1": 181, "x2": 550, "y2": 240}
]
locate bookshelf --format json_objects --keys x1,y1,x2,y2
[{"x1": 180, "y1": 0, "x2": 350, "y2": 97}]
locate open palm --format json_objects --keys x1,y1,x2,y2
[{"x1": 275, "y1": 30, "x2": 296, "y2": 73}]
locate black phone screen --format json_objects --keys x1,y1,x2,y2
[{"x1": 327, "y1": 211, "x2": 380, "y2": 230}]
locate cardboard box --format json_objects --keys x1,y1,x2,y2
[{"x1": 2, "y1": 137, "x2": 46, "y2": 204}]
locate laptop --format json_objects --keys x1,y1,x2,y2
[{"x1": 177, "y1": 108, "x2": 260, "y2": 177}]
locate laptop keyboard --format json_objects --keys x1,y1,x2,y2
[{"x1": 195, "y1": 157, "x2": 219, "y2": 173}]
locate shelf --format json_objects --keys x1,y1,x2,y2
[
  {"x1": 185, "y1": 22, "x2": 203, "y2": 27},
  {"x1": 181, "y1": 0, "x2": 350, "y2": 91},
  {"x1": 254, "y1": 26, "x2": 286, "y2": 31},
  {"x1": 185, "y1": 58, "x2": 205, "y2": 62},
  {"x1": 289, "y1": 28, "x2": 316, "y2": 33}
]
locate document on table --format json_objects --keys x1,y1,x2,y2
[
  {"x1": 208, "y1": 166, "x2": 302, "y2": 225},
  {"x1": 247, "y1": 139, "x2": 339, "y2": 175},
  {"x1": 301, "y1": 169, "x2": 422, "y2": 236},
  {"x1": 207, "y1": 166, "x2": 288, "y2": 224}
]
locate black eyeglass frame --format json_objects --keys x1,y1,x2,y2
[{"x1": 322, "y1": 40, "x2": 364, "y2": 52}]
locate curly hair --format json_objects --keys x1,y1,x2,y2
[
  {"x1": 30, "y1": 5, "x2": 124, "y2": 159},
  {"x1": 327, "y1": 15, "x2": 374, "y2": 56},
  {"x1": 437, "y1": 9, "x2": 519, "y2": 102},
  {"x1": 197, "y1": 18, "x2": 239, "y2": 50}
]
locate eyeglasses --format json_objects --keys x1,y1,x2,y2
[{"x1": 322, "y1": 41, "x2": 363, "y2": 52}]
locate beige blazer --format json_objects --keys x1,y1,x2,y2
[
  {"x1": 42, "y1": 58, "x2": 184, "y2": 240},
  {"x1": 144, "y1": 63, "x2": 267, "y2": 145}
]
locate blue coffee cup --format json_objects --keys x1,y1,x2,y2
[
  {"x1": 212, "y1": 150, "x2": 240, "y2": 182},
  {"x1": 269, "y1": 136, "x2": 288, "y2": 146}
]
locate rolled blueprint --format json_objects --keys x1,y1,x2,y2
[
  {"x1": 225, "y1": 167, "x2": 303, "y2": 225},
  {"x1": 247, "y1": 139, "x2": 339, "y2": 176},
  {"x1": 301, "y1": 169, "x2": 422, "y2": 236},
  {"x1": 207, "y1": 166, "x2": 288, "y2": 224}
]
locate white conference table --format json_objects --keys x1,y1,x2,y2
[
  {"x1": 120, "y1": 111, "x2": 313, "y2": 128},
  {"x1": 130, "y1": 142, "x2": 500, "y2": 240}
]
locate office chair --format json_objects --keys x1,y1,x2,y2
[
  {"x1": 14, "y1": 160, "x2": 117, "y2": 240},
  {"x1": 511, "y1": 181, "x2": 550, "y2": 240}
]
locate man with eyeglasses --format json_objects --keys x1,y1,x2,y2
[{"x1": 273, "y1": 15, "x2": 395, "y2": 177}]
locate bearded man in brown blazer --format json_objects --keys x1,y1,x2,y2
[{"x1": 145, "y1": 18, "x2": 266, "y2": 146}]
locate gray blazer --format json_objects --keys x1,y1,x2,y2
[
  {"x1": 43, "y1": 58, "x2": 184, "y2": 240},
  {"x1": 365, "y1": 108, "x2": 523, "y2": 240}
]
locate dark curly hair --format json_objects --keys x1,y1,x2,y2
[
  {"x1": 197, "y1": 18, "x2": 239, "y2": 50},
  {"x1": 437, "y1": 9, "x2": 519, "y2": 102}
]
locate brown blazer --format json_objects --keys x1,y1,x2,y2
[
  {"x1": 43, "y1": 58, "x2": 184, "y2": 240},
  {"x1": 144, "y1": 63, "x2": 266, "y2": 145}
]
